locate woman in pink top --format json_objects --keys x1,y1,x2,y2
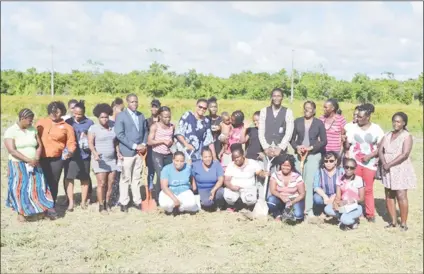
[
  {"x1": 267, "y1": 154, "x2": 306, "y2": 222},
  {"x1": 147, "y1": 106, "x2": 175, "y2": 202},
  {"x1": 324, "y1": 158, "x2": 365, "y2": 230},
  {"x1": 220, "y1": 110, "x2": 245, "y2": 171},
  {"x1": 319, "y1": 99, "x2": 347, "y2": 158}
]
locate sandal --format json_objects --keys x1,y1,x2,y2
[
  {"x1": 400, "y1": 225, "x2": 409, "y2": 232},
  {"x1": 384, "y1": 223, "x2": 397, "y2": 229}
]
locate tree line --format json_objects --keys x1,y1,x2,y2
[{"x1": 1, "y1": 62, "x2": 423, "y2": 105}]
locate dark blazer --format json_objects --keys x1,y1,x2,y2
[
  {"x1": 114, "y1": 109, "x2": 148, "y2": 157},
  {"x1": 290, "y1": 117, "x2": 327, "y2": 155}
]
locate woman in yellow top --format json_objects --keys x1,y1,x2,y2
[{"x1": 3, "y1": 109, "x2": 54, "y2": 222}]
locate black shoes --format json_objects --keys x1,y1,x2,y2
[{"x1": 120, "y1": 204, "x2": 129, "y2": 213}]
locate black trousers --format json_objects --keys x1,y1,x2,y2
[
  {"x1": 40, "y1": 157, "x2": 64, "y2": 205},
  {"x1": 151, "y1": 151, "x2": 173, "y2": 201}
]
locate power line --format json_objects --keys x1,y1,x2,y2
[{"x1": 51, "y1": 45, "x2": 54, "y2": 97}]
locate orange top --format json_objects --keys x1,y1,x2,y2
[{"x1": 36, "y1": 118, "x2": 77, "y2": 158}]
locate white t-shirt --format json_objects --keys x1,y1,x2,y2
[
  {"x1": 346, "y1": 123, "x2": 385, "y2": 170},
  {"x1": 225, "y1": 159, "x2": 262, "y2": 188},
  {"x1": 344, "y1": 122, "x2": 356, "y2": 136}
]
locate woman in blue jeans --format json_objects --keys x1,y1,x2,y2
[
  {"x1": 324, "y1": 158, "x2": 365, "y2": 230},
  {"x1": 267, "y1": 154, "x2": 306, "y2": 223},
  {"x1": 313, "y1": 151, "x2": 345, "y2": 216},
  {"x1": 191, "y1": 147, "x2": 225, "y2": 211}
]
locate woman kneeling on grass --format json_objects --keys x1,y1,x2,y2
[
  {"x1": 159, "y1": 151, "x2": 199, "y2": 214},
  {"x1": 223, "y1": 144, "x2": 267, "y2": 212},
  {"x1": 88, "y1": 103, "x2": 122, "y2": 214},
  {"x1": 267, "y1": 154, "x2": 306, "y2": 223},
  {"x1": 312, "y1": 151, "x2": 344, "y2": 216},
  {"x1": 191, "y1": 147, "x2": 225, "y2": 211},
  {"x1": 4, "y1": 109, "x2": 55, "y2": 222},
  {"x1": 324, "y1": 158, "x2": 365, "y2": 230}
]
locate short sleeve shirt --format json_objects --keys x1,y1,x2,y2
[
  {"x1": 346, "y1": 123, "x2": 385, "y2": 170},
  {"x1": 4, "y1": 123, "x2": 38, "y2": 161},
  {"x1": 225, "y1": 159, "x2": 261, "y2": 188},
  {"x1": 337, "y1": 175, "x2": 365, "y2": 201},
  {"x1": 160, "y1": 163, "x2": 192, "y2": 195},
  {"x1": 192, "y1": 160, "x2": 224, "y2": 190}
]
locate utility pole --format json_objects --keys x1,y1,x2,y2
[
  {"x1": 50, "y1": 45, "x2": 54, "y2": 97},
  {"x1": 290, "y1": 49, "x2": 295, "y2": 104}
]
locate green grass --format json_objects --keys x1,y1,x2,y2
[{"x1": 1, "y1": 95, "x2": 423, "y2": 132}]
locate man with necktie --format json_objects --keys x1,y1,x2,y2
[{"x1": 115, "y1": 94, "x2": 148, "y2": 212}]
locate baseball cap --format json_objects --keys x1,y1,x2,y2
[{"x1": 151, "y1": 99, "x2": 161, "y2": 108}]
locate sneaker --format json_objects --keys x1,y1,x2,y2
[{"x1": 226, "y1": 208, "x2": 235, "y2": 213}]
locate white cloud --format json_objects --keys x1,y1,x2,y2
[{"x1": 1, "y1": 2, "x2": 422, "y2": 80}]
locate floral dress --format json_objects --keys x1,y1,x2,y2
[
  {"x1": 175, "y1": 111, "x2": 213, "y2": 162},
  {"x1": 381, "y1": 131, "x2": 416, "y2": 190}
]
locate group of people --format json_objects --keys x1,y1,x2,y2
[{"x1": 4, "y1": 88, "x2": 417, "y2": 232}]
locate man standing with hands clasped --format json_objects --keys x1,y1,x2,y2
[
  {"x1": 115, "y1": 94, "x2": 148, "y2": 212},
  {"x1": 258, "y1": 88, "x2": 295, "y2": 196}
]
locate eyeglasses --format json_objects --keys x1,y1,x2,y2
[
  {"x1": 324, "y1": 159, "x2": 335, "y2": 163},
  {"x1": 344, "y1": 166, "x2": 356, "y2": 170},
  {"x1": 198, "y1": 105, "x2": 207, "y2": 110}
]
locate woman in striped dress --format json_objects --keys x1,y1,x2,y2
[
  {"x1": 147, "y1": 106, "x2": 175, "y2": 205},
  {"x1": 4, "y1": 109, "x2": 54, "y2": 222}
]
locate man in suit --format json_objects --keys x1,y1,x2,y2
[{"x1": 115, "y1": 94, "x2": 148, "y2": 212}]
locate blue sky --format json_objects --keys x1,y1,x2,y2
[{"x1": 1, "y1": 1, "x2": 422, "y2": 80}]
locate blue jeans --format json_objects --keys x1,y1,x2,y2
[
  {"x1": 198, "y1": 187, "x2": 225, "y2": 210},
  {"x1": 267, "y1": 195, "x2": 305, "y2": 219},
  {"x1": 324, "y1": 204, "x2": 363, "y2": 225}
]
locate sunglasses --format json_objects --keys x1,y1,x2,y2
[
  {"x1": 198, "y1": 105, "x2": 208, "y2": 110},
  {"x1": 324, "y1": 159, "x2": 335, "y2": 163},
  {"x1": 344, "y1": 166, "x2": 356, "y2": 170}
]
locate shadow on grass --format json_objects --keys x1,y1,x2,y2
[{"x1": 375, "y1": 198, "x2": 400, "y2": 224}]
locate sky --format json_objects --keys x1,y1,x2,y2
[{"x1": 1, "y1": 1, "x2": 423, "y2": 80}]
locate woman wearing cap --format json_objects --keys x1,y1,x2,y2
[
  {"x1": 145, "y1": 99, "x2": 162, "y2": 205},
  {"x1": 4, "y1": 108, "x2": 55, "y2": 222},
  {"x1": 64, "y1": 100, "x2": 94, "y2": 211},
  {"x1": 175, "y1": 98, "x2": 216, "y2": 162}
]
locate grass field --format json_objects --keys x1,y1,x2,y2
[
  {"x1": 1, "y1": 97, "x2": 423, "y2": 273},
  {"x1": 1, "y1": 95, "x2": 423, "y2": 132}
]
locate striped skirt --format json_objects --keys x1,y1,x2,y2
[{"x1": 7, "y1": 160, "x2": 54, "y2": 216}]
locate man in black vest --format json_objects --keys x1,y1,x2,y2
[{"x1": 258, "y1": 87, "x2": 294, "y2": 179}]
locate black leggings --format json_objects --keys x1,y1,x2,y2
[
  {"x1": 152, "y1": 151, "x2": 173, "y2": 201},
  {"x1": 40, "y1": 157, "x2": 64, "y2": 204}
]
